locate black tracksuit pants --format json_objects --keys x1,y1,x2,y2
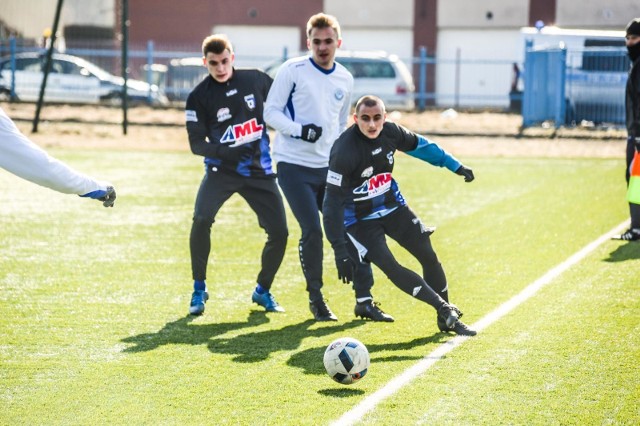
[
  {"x1": 190, "y1": 166, "x2": 288, "y2": 289},
  {"x1": 346, "y1": 206, "x2": 449, "y2": 310},
  {"x1": 277, "y1": 161, "x2": 374, "y2": 301}
]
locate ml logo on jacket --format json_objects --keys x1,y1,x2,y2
[
  {"x1": 353, "y1": 173, "x2": 392, "y2": 200},
  {"x1": 221, "y1": 118, "x2": 264, "y2": 145}
]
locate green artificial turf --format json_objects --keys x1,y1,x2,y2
[{"x1": 1, "y1": 148, "x2": 637, "y2": 425}]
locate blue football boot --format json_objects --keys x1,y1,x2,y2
[
  {"x1": 189, "y1": 290, "x2": 209, "y2": 315},
  {"x1": 251, "y1": 290, "x2": 285, "y2": 312}
]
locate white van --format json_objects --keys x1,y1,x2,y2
[{"x1": 520, "y1": 26, "x2": 625, "y2": 53}]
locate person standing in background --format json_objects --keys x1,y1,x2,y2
[{"x1": 613, "y1": 18, "x2": 640, "y2": 241}]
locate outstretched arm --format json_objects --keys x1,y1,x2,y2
[
  {"x1": 405, "y1": 134, "x2": 474, "y2": 182},
  {"x1": 0, "y1": 108, "x2": 116, "y2": 207}
]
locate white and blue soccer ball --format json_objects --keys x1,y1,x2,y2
[{"x1": 323, "y1": 337, "x2": 370, "y2": 385}]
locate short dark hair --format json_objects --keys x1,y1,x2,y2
[
  {"x1": 355, "y1": 95, "x2": 386, "y2": 114},
  {"x1": 306, "y1": 13, "x2": 341, "y2": 39},
  {"x1": 202, "y1": 34, "x2": 233, "y2": 57}
]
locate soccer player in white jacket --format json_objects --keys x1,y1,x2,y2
[
  {"x1": 0, "y1": 107, "x2": 116, "y2": 207},
  {"x1": 265, "y1": 13, "x2": 392, "y2": 323}
]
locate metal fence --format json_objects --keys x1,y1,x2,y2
[
  {"x1": 0, "y1": 37, "x2": 523, "y2": 113},
  {"x1": 522, "y1": 41, "x2": 629, "y2": 128},
  {"x1": 3, "y1": 35, "x2": 631, "y2": 129}
]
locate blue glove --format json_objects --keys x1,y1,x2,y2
[{"x1": 82, "y1": 186, "x2": 116, "y2": 207}]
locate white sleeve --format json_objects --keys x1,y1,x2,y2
[
  {"x1": 0, "y1": 108, "x2": 109, "y2": 196},
  {"x1": 338, "y1": 84, "x2": 353, "y2": 134},
  {"x1": 264, "y1": 64, "x2": 303, "y2": 138}
]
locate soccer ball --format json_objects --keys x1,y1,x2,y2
[{"x1": 323, "y1": 337, "x2": 370, "y2": 385}]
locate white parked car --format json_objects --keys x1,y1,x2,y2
[
  {"x1": 263, "y1": 50, "x2": 416, "y2": 111},
  {"x1": 0, "y1": 52, "x2": 168, "y2": 106}
]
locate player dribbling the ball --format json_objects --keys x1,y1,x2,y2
[{"x1": 323, "y1": 95, "x2": 477, "y2": 336}]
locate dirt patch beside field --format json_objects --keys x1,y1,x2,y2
[{"x1": 1, "y1": 102, "x2": 627, "y2": 158}]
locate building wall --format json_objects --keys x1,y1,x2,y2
[
  {"x1": 0, "y1": 0, "x2": 115, "y2": 39},
  {"x1": 434, "y1": 0, "x2": 528, "y2": 107},
  {"x1": 435, "y1": 28, "x2": 523, "y2": 107},
  {"x1": 127, "y1": 0, "x2": 321, "y2": 50},
  {"x1": 325, "y1": 0, "x2": 415, "y2": 60},
  {"x1": 528, "y1": 0, "x2": 556, "y2": 27},
  {"x1": 325, "y1": 0, "x2": 413, "y2": 27},
  {"x1": 0, "y1": 1, "x2": 56, "y2": 40},
  {"x1": 555, "y1": 0, "x2": 640, "y2": 29},
  {"x1": 0, "y1": 0, "x2": 113, "y2": 41},
  {"x1": 3, "y1": 0, "x2": 640, "y2": 108},
  {"x1": 7, "y1": 1, "x2": 638, "y2": 57},
  {"x1": 437, "y1": 0, "x2": 529, "y2": 28},
  {"x1": 413, "y1": 0, "x2": 437, "y2": 54},
  {"x1": 0, "y1": 0, "x2": 114, "y2": 50},
  {"x1": 210, "y1": 0, "x2": 322, "y2": 51},
  {"x1": 213, "y1": 25, "x2": 300, "y2": 68},
  {"x1": 62, "y1": 0, "x2": 115, "y2": 27}
]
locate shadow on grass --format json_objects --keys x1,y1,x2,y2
[
  {"x1": 287, "y1": 333, "x2": 448, "y2": 378},
  {"x1": 122, "y1": 311, "x2": 448, "y2": 375},
  {"x1": 207, "y1": 319, "x2": 364, "y2": 363},
  {"x1": 318, "y1": 388, "x2": 365, "y2": 397},
  {"x1": 604, "y1": 241, "x2": 640, "y2": 262},
  {"x1": 121, "y1": 310, "x2": 271, "y2": 353},
  {"x1": 121, "y1": 312, "x2": 365, "y2": 362}
]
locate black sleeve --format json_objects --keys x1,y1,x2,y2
[
  {"x1": 185, "y1": 90, "x2": 220, "y2": 158},
  {"x1": 187, "y1": 125, "x2": 220, "y2": 158},
  {"x1": 394, "y1": 122, "x2": 419, "y2": 152},
  {"x1": 322, "y1": 184, "x2": 350, "y2": 251},
  {"x1": 633, "y1": 65, "x2": 640, "y2": 137},
  {"x1": 262, "y1": 71, "x2": 273, "y2": 97}
]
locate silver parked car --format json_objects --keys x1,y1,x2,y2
[
  {"x1": 163, "y1": 57, "x2": 209, "y2": 102},
  {"x1": 262, "y1": 50, "x2": 416, "y2": 111},
  {"x1": 0, "y1": 52, "x2": 168, "y2": 106}
]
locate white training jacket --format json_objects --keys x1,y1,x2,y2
[
  {"x1": 264, "y1": 56, "x2": 353, "y2": 169},
  {"x1": 0, "y1": 107, "x2": 109, "y2": 195}
]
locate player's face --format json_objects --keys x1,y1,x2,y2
[
  {"x1": 354, "y1": 102, "x2": 386, "y2": 139},
  {"x1": 307, "y1": 26, "x2": 342, "y2": 70},
  {"x1": 626, "y1": 34, "x2": 640, "y2": 47},
  {"x1": 203, "y1": 50, "x2": 234, "y2": 83}
]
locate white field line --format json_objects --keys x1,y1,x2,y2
[{"x1": 331, "y1": 220, "x2": 629, "y2": 426}]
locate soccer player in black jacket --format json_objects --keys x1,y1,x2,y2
[
  {"x1": 185, "y1": 34, "x2": 288, "y2": 315},
  {"x1": 323, "y1": 95, "x2": 476, "y2": 336}
]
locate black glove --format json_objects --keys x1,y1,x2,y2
[
  {"x1": 214, "y1": 143, "x2": 253, "y2": 162},
  {"x1": 300, "y1": 124, "x2": 322, "y2": 143},
  {"x1": 333, "y1": 245, "x2": 355, "y2": 284},
  {"x1": 633, "y1": 137, "x2": 640, "y2": 152},
  {"x1": 98, "y1": 186, "x2": 116, "y2": 208},
  {"x1": 455, "y1": 165, "x2": 475, "y2": 182}
]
